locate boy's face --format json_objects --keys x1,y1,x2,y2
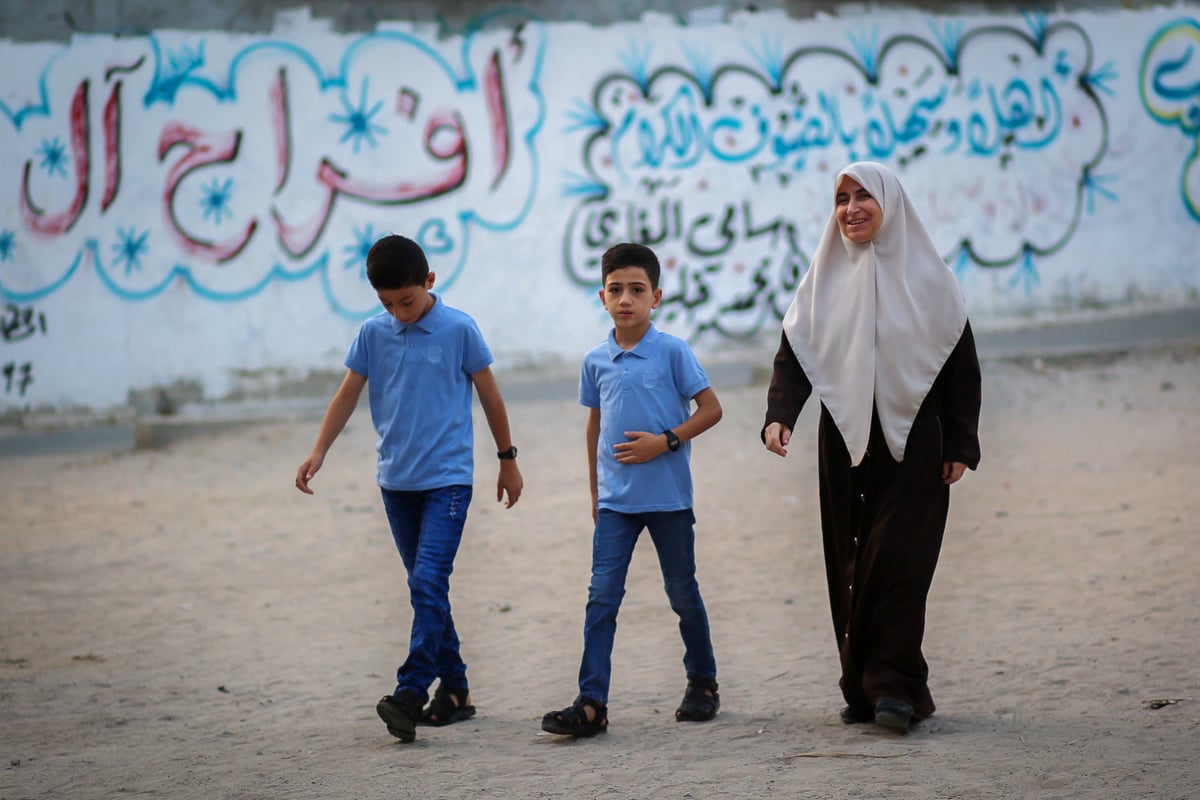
[
  {"x1": 377, "y1": 272, "x2": 436, "y2": 325},
  {"x1": 599, "y1": 266, "x2": 662, "y2": 332}
]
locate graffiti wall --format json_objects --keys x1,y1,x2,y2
[{"x1": 2, "y1": 5, "x2": 1198, "y2": 412}]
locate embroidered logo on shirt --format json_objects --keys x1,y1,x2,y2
[
  {"x1": 426, "y1": 345, "x2": 444, "y2": 364},
  {"x1": 642, "y1": 369, "x2": 660, "y2": 389}
]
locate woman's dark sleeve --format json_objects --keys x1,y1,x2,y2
[
  {"x1": 940, "y1": 320, "x2": 982, "y2": 469},
  {"x1": 762, "y1": 331, "x2": 813, "y2": 442}
]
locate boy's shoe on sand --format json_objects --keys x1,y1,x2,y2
[
  {"x1": 541, "y1": 696, "x2": 608, "y2": 738},
  {"x1": 421, "y1": 683, "x2": 476, "y2": 727},
  {"x1": 377, "y1": 690, "x2": 423, "y2": 742}
]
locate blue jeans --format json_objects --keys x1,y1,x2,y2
[
  {"x1": 578, "y1": 508, "x2": 717, "y2": 704},
  {"x1": 379, "y1": 485, "x2": 472, "y2": 702}
]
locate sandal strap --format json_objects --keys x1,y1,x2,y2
[
  {"x1": 433, "y1": 683, "x2": 469, "y2": 705},
  {"x1": 426, "y1": 683, "x2": 469, "y2": 717},
  {"x1": 542, "y1": 695, "x2": 609, "y2": 737},
  {"x1": 677, "y1": 679, "x2": 720, "y2": 719},
  {"x1": 555, "y1": 705, "x2": 588, "y2": 727},
  {"x1": 574, "y1": 695, "x2": 606, "y2": 717},
  {"x1": 549, "y1": 695, "x2": 606, "y2": 726},
  {"x1": 570, "y1": 695, "x2": 607, "y2": 724},
  {"x1": 388, "y1": 689, "x2": 424, "y2": 718}
]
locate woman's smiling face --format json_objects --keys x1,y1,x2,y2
[{"x1": 835, "y1": 176, "x2": 883, "y2": 244}]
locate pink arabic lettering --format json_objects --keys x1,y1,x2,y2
[
  {"x1": 101, "y1": 80, "x2": 123, "y2": 212},
  {"x1": 484, "y1": 51, "x2": 512, "y2": 190},
  {"x1": 158, "y1": 123, "x2": 257, "y2": 262},
  {"x1": 321, "y1": 108, "x2": 468, "y2": 202},
  {"x1": 12, "y1": 44, "x2": 519, "y2": 266},
  {"x1": 270, "y1": 48, "x2": 515, "y2": 258},
  {"x1": 269, "y1": 68, "x2": 291, "y2": 194},
  {"x1": 20, "y1": 81, "x2": 90, "y2": 237},
  {"x1": 272, "y1": 106, "x2": 468, "y2": 256},
  {"x1": 272, "y1": 106, "x2": 471, "y2": 258}
]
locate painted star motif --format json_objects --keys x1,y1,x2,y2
[
  {"x1": 200, "y1": 177, "x2": 234, "y2": 224},
  {"x1": 0, "y1": 229, "x2": 15, "y2": 263},
  {"x1": 36, "y1": 137, "x2": 69, "y2": 177},
  {"x1": 331, "y1": 77, "x2": 387, "y2": 154},
  {"x1": 343, "y1": 224, "x2": 378, "y2": 278},
  {"x1": 112, "y1": 227, "x2": 150, "y2": 275}
]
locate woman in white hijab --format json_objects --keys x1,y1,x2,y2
[{"x1": 762, "y1": 161, "x2": 981, "y2": 734}]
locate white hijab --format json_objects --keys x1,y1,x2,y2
[{"x1": 782, "y1": 161, "x2": 967, "y2": 466}]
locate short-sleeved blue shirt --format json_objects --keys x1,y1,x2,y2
[
  {"x1": 345, "y1": 294, "x2": 492, "y2": 491},
  {"x1": 579, "y1": 324, "x2": 710, "y2": 513}
]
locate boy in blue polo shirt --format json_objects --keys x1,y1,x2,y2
[
  {"x1": 295, "y1": 234, "x2": 523, "y2": 744},
  {"x1": 541, "y1": 242, "x2": 723, "y2": 738}
]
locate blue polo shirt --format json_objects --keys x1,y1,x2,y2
[
  {"x1": 579, "y1": 324, "x2": 710, "y2": 513},
  {"x1": 345, "y1": 294, "x2": 492, "y2": 491}
]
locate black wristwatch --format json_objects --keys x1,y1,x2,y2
[
  {"x1": 497, "y1": 445, "x2": 518, "y2": 460},
  {"x1": 663, "y1": 430, "x2": 680, "y2": 452}
]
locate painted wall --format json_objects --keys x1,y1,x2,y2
[{"x1": 2, "y1": 4, "x2": 1199, "y2": 412}]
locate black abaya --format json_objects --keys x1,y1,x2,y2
[{"x1": 764, "y1": 322, "x2": 981, "y2": 717}]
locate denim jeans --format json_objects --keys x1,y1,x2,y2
[
  {"x1": 578, "y1": 508, "x2": 717, "y2": 704},
  {"x1": 379, "y1": 485, "x2": 472, "y2": 702}
]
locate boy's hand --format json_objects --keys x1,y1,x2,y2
[
  {"x1": 497, "y1": 460, "x2": 523, "y2": 508},
  {"x1": 295, "y1": 454, "x2": 324, "y2": 494},
  {"x1": 614, "y1": 430, "x2": 667, "y2": 463}
]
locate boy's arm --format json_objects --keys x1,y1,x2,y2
[
  {"x1": 678, "y1": 386, "x2": 723, "y2": 442},
  {"x1": 613, "y1": 386, "x2": 724, "y2": 464},
  {"x1": 295, "y1": 369, "x2": 367, "y2": 494},
  {"x1": 586, "y1": 406, "x2": 601, "y2": 522},
  {"x1": 471, "y1": 366, "x2": 524, "y2": 508}
]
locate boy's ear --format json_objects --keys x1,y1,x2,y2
[
  {"x1": 652, "y1": 287, "x2": 663, "y2": 309},
  {"x1": 426, "y1": 271, "x2": 437, "y2": 289}
]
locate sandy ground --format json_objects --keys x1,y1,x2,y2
[{"x1": 2, "y1": 343, "x2": 1198, "y2": 800}]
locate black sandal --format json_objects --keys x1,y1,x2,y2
[
  {"x1": 541, "y1": 695, "x2": 608, "y2": 737},
  {"x1": 675, "y1": 678, "x2": 720, "y2": 722},
  {"x1": 376, "y1": 690, "x2": 423, "y2": 742},
  {"x1": 421, "y1": 683, "x2": 476, "y2": 727}
]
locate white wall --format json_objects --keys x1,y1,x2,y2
[{"x1": 2, "y1": 5, "x2": 1198, "y2": 412}]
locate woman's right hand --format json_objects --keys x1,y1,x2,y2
[{"x1": 764, "y1": 422, "x2": 791, "y2": 457}]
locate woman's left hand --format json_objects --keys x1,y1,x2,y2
[
  {"x1": 942, "y1": 461, "x2": 967, "y2": 485},
  {"x1": 763, "y1": 422, "x2": 791, "y2": 457}
]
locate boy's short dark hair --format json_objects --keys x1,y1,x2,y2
[
  {"x1": 366, "y1": 234, "x2": 430, "y2": 289},
  {"x1": 601, "y1": 242, "x2": 661, "y2": 290}
]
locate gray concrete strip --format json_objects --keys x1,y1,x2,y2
[
  {"x1": 0, "y1": 423, "x2": 137, "y2": 459},
  {"x1": 974, "y1": 306, "x2": 1200, "y2": 360}
]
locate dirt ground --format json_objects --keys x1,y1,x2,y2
[{"x1": 2, "y1": 344, "x2": 1198, "y2": 799}]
